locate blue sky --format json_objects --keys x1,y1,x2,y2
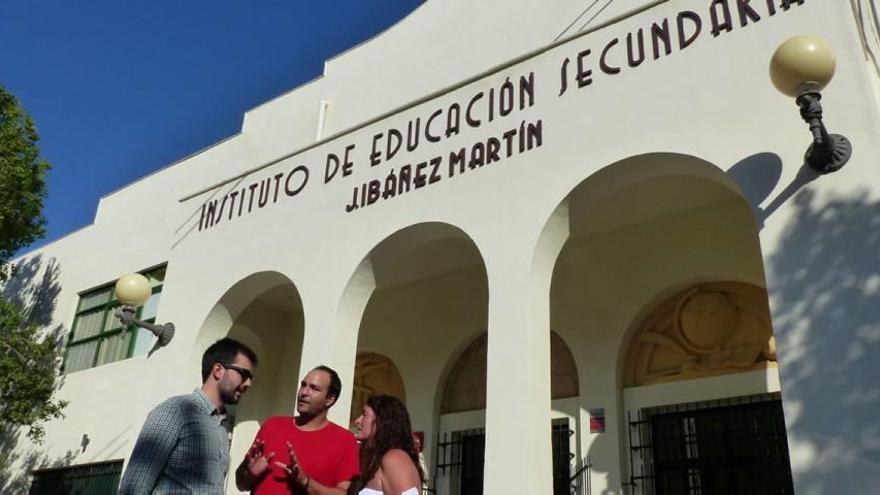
[{"x1": 1, "y1": 1, "x2": 423, "y2": 253}]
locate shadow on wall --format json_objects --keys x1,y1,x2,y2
[
  {"x1": 2, "y1": 254, "x2": 68, "y2": 380},
  {"x1": 1, "y1": 255, "x2": 74, "y2": 494},
  {"x1": 768, "y1": 188, "x2": 880, "y2": 492},
  {"x1": 0, "y1": 428, "x2": 77, "y2": 494},
  {"x1": 4, "y1": 254, "x2": 62, "y2": 328},
  {"x1": 726, "y1": 152, "x2": 823, "y2": 230}
]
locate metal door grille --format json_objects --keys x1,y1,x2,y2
[
  {"x1": 436, "y1": 428, "x2": 485, "y2": 495},
  {"x1": 552, "y1": 418, "x2": 574, "y2": 495},
  {"x1": 626, "y1": 393, "x2": 793, "y2": 495},
  {"x1": 435, "y1": 421, "x2": 581, "y2": 495}
]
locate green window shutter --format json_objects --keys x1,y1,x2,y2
[{"x1": 63, "y1": 265, "x2": 166, "y2": 373}]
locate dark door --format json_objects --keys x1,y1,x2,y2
[
  {"x1": 552, "y1": 419, "x2": 573, "y2": 495},
  {"x1": 650, "y1": 399, "x2": 794, "y2": 494},
  {"x1": 460, "y1": 432, "x2": 485, "y2": 495}
]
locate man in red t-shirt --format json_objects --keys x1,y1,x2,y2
[{"x1": 235, "y1": 366, "x2": 359, "y2": 494}]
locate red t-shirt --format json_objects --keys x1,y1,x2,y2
[{"x1": 249, "y1": 416, "x2": 359, "y2": 494}]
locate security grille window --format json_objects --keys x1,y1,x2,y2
[
  {"x1": 627, "y1": 393, "x2": 794, "y2": 495},
  {"x1": 435, "y1": 422, "x2": 575, "y2": 495},
  {"x1": 551, "y1": 418, "x2": 573, "y2": 495},
  {"x1": 30, "y1": 460, "x2": 124, "y2": 495},
  {"x1": 436, "y1": 428, "x2": 485, "y2": 495},
  {"x1": 64, "y1": 265, "x2": 165, "y2": 373}
]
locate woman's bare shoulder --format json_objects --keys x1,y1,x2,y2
[
  {"x1": 380, "y1": 449, "x2": 420, "y2": 493},
  {"x1": 381, "y1": 448, "x2": 414, "y2": 468}
]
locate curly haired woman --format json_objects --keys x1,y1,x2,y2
[{"x1": 350, "y1": 395, "x2": 425, "y2": 495}]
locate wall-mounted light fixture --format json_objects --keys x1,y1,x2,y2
[
  {"x1": 114, "y1": 273, "x2": 174, "y2": 354},
  {"x1": 770, "y1": 35, "x2": 852, "y2": 174}
]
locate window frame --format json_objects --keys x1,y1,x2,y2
[
  {"x1": 64, "y1": 265, "x2": 165, "y2": 372},
  {"x1": 30, "y1": 459, "x2": 124, "y2": 495}
]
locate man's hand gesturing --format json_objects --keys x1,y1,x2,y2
[
  {"x1": 244, "y1": 439, "x2": 276, "y2": 479},
  {"x1": 274, "y1": 441, "x2": 311, "y2": 491}
]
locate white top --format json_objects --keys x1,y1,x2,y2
[{"x1": 359, "y1": 488, "x2": 419, "y2": 495}]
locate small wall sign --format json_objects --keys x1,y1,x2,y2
[{"x1": 589, "y1": 408, "x2": 606, "y2": 433}]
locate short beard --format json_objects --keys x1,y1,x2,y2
[
  {"x1": 219, "y1": 381, "x2": 240, "y2": 405},
  {"x1": 296, "y1": 403, "x2": 313, "y2": 418}
]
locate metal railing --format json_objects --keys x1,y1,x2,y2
[{"x1": 569, "y1": 455, "x2": 592, "y2": 495}]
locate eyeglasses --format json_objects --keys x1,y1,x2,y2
[{"x1": 220, "y1": 363, "x2": 254, "y2": 381}]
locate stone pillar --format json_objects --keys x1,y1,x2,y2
[{"x1": 481, "y1": 206, "x2": 567, "y2": 494}]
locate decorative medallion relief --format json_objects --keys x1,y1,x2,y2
[{"x1": 625, "y1": 282, "x2": 777, "y2": 387}]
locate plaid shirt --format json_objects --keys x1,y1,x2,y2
[{"x1": 119, "y1": 389, "x2": 229, "y2": 494}]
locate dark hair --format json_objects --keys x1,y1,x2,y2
[
  {"x1": 358, "y1": 395, "x2": 425, "y2": 488},
  {"x1": 201, "y1": 338, "x2": 258, "y2": 383},
  {"x1": 312, "y1": 365, "x2": 342, "y2": 403}
]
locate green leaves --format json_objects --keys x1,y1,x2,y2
[
  {"x1": 0, "y1": 84, "x2": 62, "y2": 442},
  {"x1": 0, "y1": 84, "x2": 51, "y2": 281},
  {"x1": 0, "y1": 296, "x2": 67, "y2": 442}
]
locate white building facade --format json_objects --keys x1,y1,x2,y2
[{"x1": 4, "y1": 1, "x2": 880, "y2": 493}]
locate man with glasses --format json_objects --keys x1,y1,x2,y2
[{"x1": 119, "y1": 337, "x2": 258, "y2": 494}]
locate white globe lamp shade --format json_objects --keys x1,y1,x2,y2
[
  {"x1": 115, "y1": 273, "x2": 151, "y2": 306},
  {"x1": 770, "y1": 35, "x2": 836, "y2": 97}
]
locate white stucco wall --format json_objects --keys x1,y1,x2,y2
[{"x1": 4, "y1": 1, "x2": 880, "y2": 493}]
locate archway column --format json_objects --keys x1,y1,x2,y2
[
  {"x1": 483, "y1": 243, "x2": 556, "y2": 494},
  {"x1": 323, "y1": 260, "x2": 377, "y2": 426}
]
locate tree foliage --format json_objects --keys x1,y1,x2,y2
[
  {"x1": 0, "y1": 297, "x2": 67, "y2": 442},
  {"x1": 0, "y1": 83, "x2": 63, "y2": 441},
  {"x1": 0, "y1": 84, "x2": 50, "y2": 281}
]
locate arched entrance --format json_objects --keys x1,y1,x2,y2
[
  {"x1": 543, "y1": 153, "x2": 793, "y2": 493},
  {"x1": 620, "y1": 281, "x2": 791, "y2": 494},
  {"x1": 339, "y1": 222, "x2": 489, "y2": 495},
  {"x1": 192, "y1": 271, "x2": 304, "y2": 494},
  {"x1": 434, "y1": 330, "x2": 579, "y2": 495}
]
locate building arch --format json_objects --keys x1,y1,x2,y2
[
  {"x1": 539, "y1": 152, "x2": 776, "y2": 492},
  {"x1": 350, "y1": 351, "x2": 407, "y2": 422},
  {"x1": 192, "y1": 270, "x2": 305, "y2": 493},
  {"x1": 191, "y1": 271, "x2": 303, "y2": 357},
  {"x1": 332, "y1": 220, "x2": 490, "y2": 493},
  {"x1": 439, "y1": 330, "x2": 580, "y2": 414},
  {"x1": 333, "y1": 221, "x2": 488, "y2": 394}
]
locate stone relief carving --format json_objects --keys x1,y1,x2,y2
[{"x1": 626, "y1": 282, "x2": 776, "y2": 386}]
